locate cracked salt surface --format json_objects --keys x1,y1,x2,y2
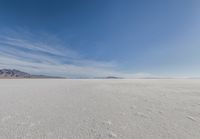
[{"x1": 0, "y1": 79, "x2": 200, "y2": 139}]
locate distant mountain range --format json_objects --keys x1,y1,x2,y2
[
  {"x1": 0, "y1": 69, "x2": 124, "y2": 79},
  {"x1": 0, "y1": 69, "x2": 64, "y2": 79},
  {"x1": 3, "y1": 69, "x2": 193, "y2": 79},
  {"x1": 94, "y1": 76, "x2": 123, "y2": 79}
]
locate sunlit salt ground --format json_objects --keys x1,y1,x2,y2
[{"x1": 0, "y1": 79, "x2": 200, "y2": 139}]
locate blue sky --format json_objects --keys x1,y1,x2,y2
[{"x1": 0, "y1": 0, "x2": 200, "y2": 78}]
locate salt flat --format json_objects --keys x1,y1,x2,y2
[{"x1": 0, "y1": 79, "x2": 200, "y2": 139}]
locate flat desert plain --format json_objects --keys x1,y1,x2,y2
[{"x1": 0, "y1": 79, "x2": 200, "y2": 139}]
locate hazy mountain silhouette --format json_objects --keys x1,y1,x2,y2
[{"x1": 0, "y1": 69, "x2": 64, "y2": 78}]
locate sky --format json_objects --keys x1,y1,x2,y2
[{"x1": 0, "y1": 0, "x2": 200, "y2": 78}]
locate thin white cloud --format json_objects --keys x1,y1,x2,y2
[
  {"x1": 0, "y1": 30, "x2": 124, "y2": 77},
  {"x1": 0, "y1": 55, "x2": 118, "y2": 77},
  {"x1": 0, "y1": 36, "x2": 78, "y2": 58},
  {"x1": 0, "y1": 29, "x2": 157, "y2": 78}
]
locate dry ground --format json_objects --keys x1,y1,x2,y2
[{"x1": 0, "y1": 79, "x2": 200, "y2": 139}]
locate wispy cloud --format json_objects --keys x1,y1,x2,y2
[
  {"x1": 0, "y1": 29, "x2": 124, "y2": 78},
  {"x1": 0, "y1": 29, "x2": 156, "y2": 78}
]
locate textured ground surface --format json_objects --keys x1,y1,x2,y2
[{"x1": 0, "y1": 79, "x2": 200, "y2": 139}]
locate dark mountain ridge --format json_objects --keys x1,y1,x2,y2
[{"x1": 0, "y1": 69, "x2": 64, "y2": 79}]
